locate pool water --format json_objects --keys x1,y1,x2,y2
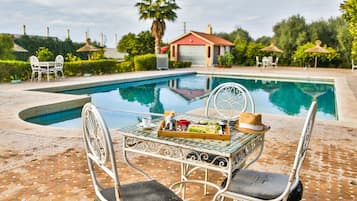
[{"x1": 26, "y1": 74, "x2": 336, "y2": 128}]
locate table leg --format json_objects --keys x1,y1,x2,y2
[
  {"x1": 122, "y1": 137, "x2": 152, "y2": 180},
  {"x1": 47, "y1": 64, "x2": 50, "y2": 82}
]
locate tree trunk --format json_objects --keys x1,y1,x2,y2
[{"x1": 155, "y1": 36, "x2": 160, "y2": 54}]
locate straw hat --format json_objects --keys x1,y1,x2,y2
[{"x1": 235, "y1": 112, "x2": 270, "y2": 134}]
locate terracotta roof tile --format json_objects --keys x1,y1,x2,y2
[{"x1": 192, "y1": 31, "x2": 234, "y2": 46}]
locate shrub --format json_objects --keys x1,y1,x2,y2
[
  {"x1": 36, "y1": 47, "x2": 54, "y2": 61},
  {"x1": 134, "y1": 54, "x2": 156, "y2": 71},
  {"x1": 116, "y1": 61, "x2": 134, "y2": 72},
  {"x1": 218, "y1": 52, "x2": 234, "y2": 67},
  {"x1": 65, "y1": 53, "x2": 81, "y2": 62},
  {"x1": 64, "y1": 59, "x2": 120, "y2": 76},
  {"x1": 0, "y1": 60, "x2": 31, "y2": 82},
  {"x1": 169, "y1": 61, "x2": 192, "y2": 68}
]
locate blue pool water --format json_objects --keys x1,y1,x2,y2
[{"x1": 26, "y1": 74, "x2": 336, "y2": 128}]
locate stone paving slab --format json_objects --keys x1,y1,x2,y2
[{"x1": 0, "y1": 67, "x2": 356, "y2": 200}]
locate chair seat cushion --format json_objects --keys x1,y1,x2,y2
[
  {"x1": 100, "y1": 180, "x2": 182, "y2": 201},
  {"x1": 222, "y1": 170, "x2": 303, "y2": 200}
]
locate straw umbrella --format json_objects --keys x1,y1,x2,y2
[
  {"x1": 261, "y1": 42, "x2": 283, "y2": 53},
  {"x1": 12, "y1": 43, "x2": 28, "y2": 61},
  {"x1": 76, "y1": 38, "x2": 100, "y2": 60},
  {"x1": 12, "y1": 43, "x2": 28, "y2": 52},
  {"x1": 304, "y1": 40, "x2": 329, "y2": 68},
  {"x1": 260, "y1": 42, "x2": 283, "y2": 66}
]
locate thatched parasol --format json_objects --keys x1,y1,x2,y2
[
  {"x1": 76, "y1": 38, "x2": 100, "y2": 60},
  {"x1": 261, "y1": 42, "x2": 283, "y2": 53},
  {"x1": 12, "y1": 43, "x2": 28, "y2": 52},
  {"x1": 304, "y1": 40, "x2": 329, "y2": 68}
]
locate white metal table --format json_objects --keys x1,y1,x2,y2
[
  {"x1": 38, "y1": 61, "x2": 56, "y2": 81},
  {"x1": 119, "y1": 114, "x2": 265, "y2": 200}
]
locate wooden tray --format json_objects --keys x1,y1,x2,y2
[{"x1": 157, "y1": 121, "x2": 231, "y2": 140}]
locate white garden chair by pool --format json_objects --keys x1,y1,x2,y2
[
  {"x1": 256, "y1": 56, "x2": 262, "y2": 67},
  {"x1": 352, "y1": 59, "x2": 357, "y2": 72},
  {"x1": 81, "y1": 103, "x2": 182, "y2": 201},
  {"x1": 215, "y1": 101, "x2": 317, "y2": 201},
  {"x1": 54, "y1": 55, "x2": 64, "y2": 79},
  {"x1": 272, "y1": 57, "x2": 279, "y2": 68},
  {"x1": 29, "y1": 55, "x2": 45, "y2": 81}
]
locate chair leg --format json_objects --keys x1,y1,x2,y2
[
  {"x1": 38, "y1": 72, "x2": 42, "y2": 81},
  {"x1": 31, "y1": 72, "x2": 35, "y2": 82},
  {"x1": 204, "y1": 168, "x2": 208, "y2": 195}
]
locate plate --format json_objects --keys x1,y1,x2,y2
[{"x1": 137, "y1": 122, "x2": 156, "y2": 130}]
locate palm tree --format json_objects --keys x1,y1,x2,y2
[{"x1": 135, "y1": 0, "x2": 180, "y2": 54}]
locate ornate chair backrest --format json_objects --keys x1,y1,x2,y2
[
  {"x1": 82, "y1": 103, "x2": 122, "y2": 201},
  {"x1": 205, "y1": 82, "x2": 255, "y2": 120},
  {"x1": 279, "y1": 101, "x2": 317, "y2": 200},
  {"x1": 55, "y1": 55, "x2": 64, "y2": 68},
  {"x1": 29, "y1": 56, "x2": 39, "y2": 70}
]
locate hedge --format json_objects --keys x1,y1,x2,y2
[
  {"x1": 0, "y1": 56, "x2": 191, "y2": 82},
  {"x1": 0, "y1": 60, "x2": 135, "y2": 82},
  {"x1": 169, "y1": 61, "x2": 192, "y2": 68},
  {"x1": 0, "y1": 60, "x2": 31, "y2": 82},
  {"x1": 64, "y1": 59, "x2": 121, "y2": 76},
  {"x1": 134, "y1": 54, "x2": 156, "y2": 71}
]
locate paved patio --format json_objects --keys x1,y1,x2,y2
[{"x1": 0, "y1": 67, "x2": 356, "y2": 200}]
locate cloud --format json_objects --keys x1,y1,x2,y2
[{"x1": 0, "y1": 0, "x2": 345, "y2": 47}]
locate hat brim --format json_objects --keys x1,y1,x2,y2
[{"x1": 234, "y1": 121, "x2": 270, "y2": 134}]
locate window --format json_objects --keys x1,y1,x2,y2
[
  {"x1": 172, "y1": 45, "x2": 175, "y2": 57},
  {"x1": 208, "y1": 46, "x2": 211, "y2": 58}
]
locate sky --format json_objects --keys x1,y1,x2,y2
[{"x1": 1, "y1": 0, "x2": 344, "y2": 48}]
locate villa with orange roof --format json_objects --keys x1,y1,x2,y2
[{"x1": 169, "y1": 25, "x2": 234, "y2": 67}]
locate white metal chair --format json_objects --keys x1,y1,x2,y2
[
  {"x1": 29, "y1": 55, "x2": 45, "y2": 81},
  {"x1": 256, "y1": 56, "x2": 262, "y2": 67},
  {"x1": 82, "y1": 103, "x2": 182, "y2": 201},
  {"x1": 190, "y1": 82, "x2": 256, "y2": 194},
  {"x1": 272, "y1": 57, "x2": 279, "y2": 68},
  {"x1": 352, "y1": 59, "x2": 357, "y2": 72},
  {"x1": 216, "y1": 101, "x2": 317, "y2": 201},
  {"x1": 54, "y1": 55, "x2": 64, "y2": 79},
  {"x1": 205, "y1": 82, "x2": 255, "y2": 120}
]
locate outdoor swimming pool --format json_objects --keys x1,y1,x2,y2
[{"x1": 26, "y1": 74, "x2": 336, "y2": 128}]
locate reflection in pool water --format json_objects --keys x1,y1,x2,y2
[{"x1": 26, "y1": 74, "x2": 336, "y2": 128}]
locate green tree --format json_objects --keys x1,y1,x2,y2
[
  {"x1": 232, "y1": 37, "x2": 249, "y2": 65},
  {"x1": 117, "y1": 31, "x2": 155, "y2": 58},
  {"x1": 331, "y1": 17, "x2": 353, "y2": 65},
  {"x1": 273, "y1": 15, "x2": 308, "y2": 65},
  {"x1": 293, "y1": 42, "x2": 339, "y2": 67},
  {"x1": 245, "y1": 42, "x2": 265, "y2": 66},
  {"x1": 135, "y1": 0, "x2": 180, "y2": 54},
  {"x1": 0, "y1": 34, "x2": 15, "y2": 60},
  {"x1": 137, "y1": 31, "x2": 155, "y2": 54},
  {"x1": 340, "y1": 0, "x2": 357, "y2": 59},
  {"x1": 117, "y1": 33, "x2": 140, "y2": 57},
  {"x1": 216, "y1": 27, "x2": 252, "y2": 43},
  {"x1": 36, "y1": 47, "x2": 54, "y2": 61},
  {"x1": 255, "y1": 36, "x2": 272, "y2": 46}
]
